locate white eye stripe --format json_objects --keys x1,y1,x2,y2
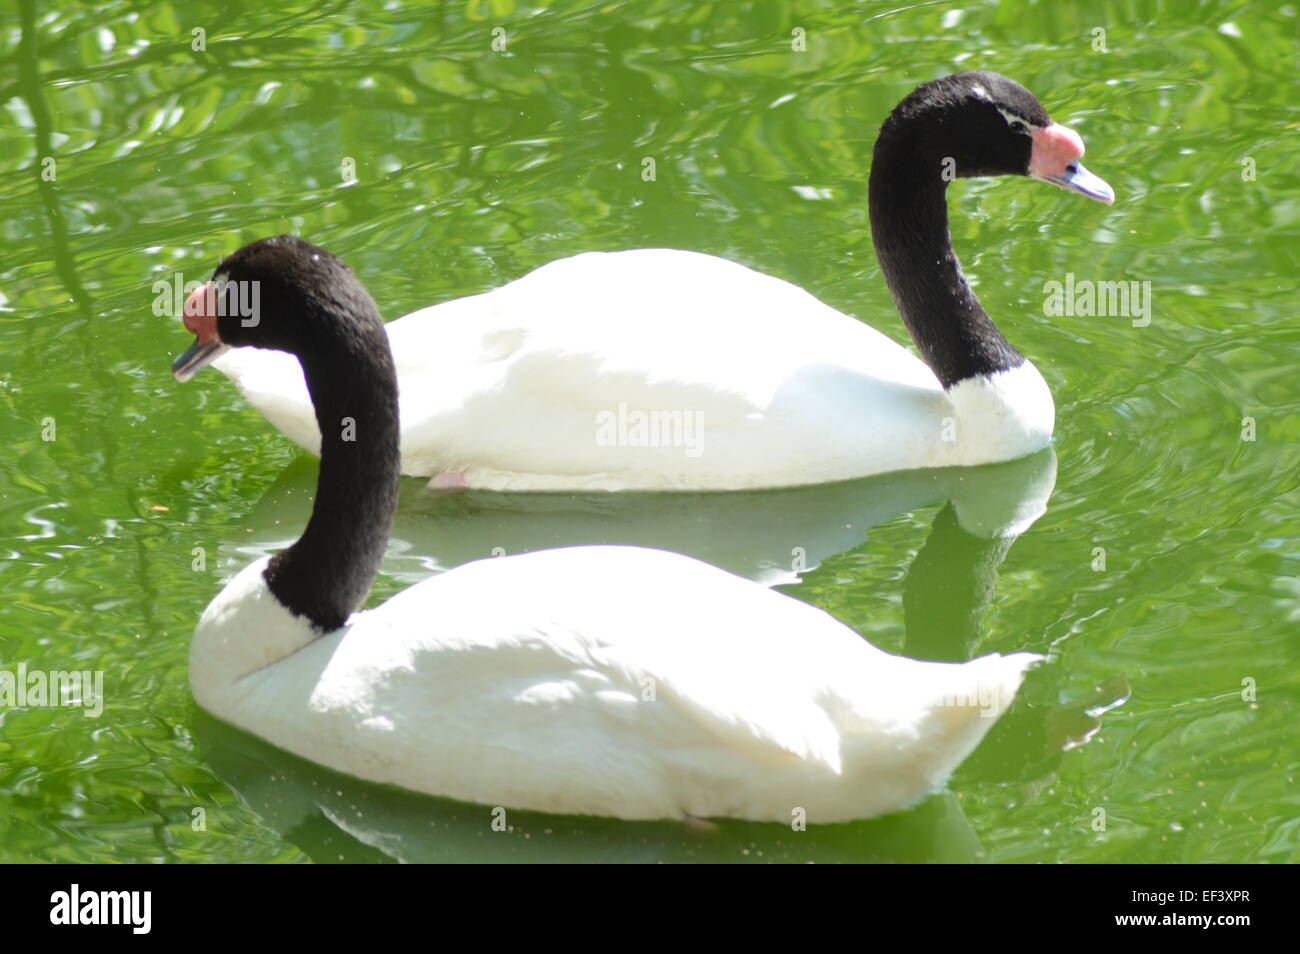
[
  {"x1": 968, "y1": 87, "x2": 1039, "y2": 132},
  {"x1": 994, "y1": 105, "x2": 1037, "y2": 132}
]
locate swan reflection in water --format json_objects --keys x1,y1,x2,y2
[
  {"x1": 217, "y1": 446, "x2": 1059, "y2": 588},
  {"x1": 194, "y1": 445, "x2": 1125, "y2": 861}
]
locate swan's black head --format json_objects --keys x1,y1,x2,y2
[
  {"x1": 172, "y1": 235, "x2": 388, "y2": 381},
  {"x1": 172, "y1": 235, "x2": 401, "y2": 635},
  {"x1": 874, "y1": 70, "x2": 1112, "y2": 203}
]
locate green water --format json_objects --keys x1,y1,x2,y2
[{"x1": 1, "y1": 0, "x2": 1296, "y2": 863}]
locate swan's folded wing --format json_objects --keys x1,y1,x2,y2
[
  {"x1": 390, "y1": 250, "x2": 938, "y2": 487},
  {"x1": 208, "y1": 547, "x2": 1040, "y2": 820},
  {"x1": 355, "y1": 548, "x2": 863, "y2": 773}
]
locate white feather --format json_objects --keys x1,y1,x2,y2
[
  {"x1": 212, "y1": 249, "x2": 1053, "y2": 491},
  {"x1": 192, "y1": 547, "x2": 1040, "y2": 822}
]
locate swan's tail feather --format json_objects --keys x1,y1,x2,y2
[{"x1": 911, "y1": 651, "x2": 1043, "y2": 788}]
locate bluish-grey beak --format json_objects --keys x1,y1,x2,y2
[{"x1": 1034, "y1": 161, "x2": 1114, "y2": 205}]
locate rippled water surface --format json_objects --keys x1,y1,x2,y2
[{"x1": 1, "y1": 0, "x2": 1296, "y2": 863}]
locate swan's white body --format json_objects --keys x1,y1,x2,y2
[
  {"x1": 213, "y1": 249, "x2": 1053, "y2": 491},
  {"x1": 192, "y1": 545, "x2": 1038, "y2": 822}
]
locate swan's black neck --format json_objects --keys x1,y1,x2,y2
[
  {"x1": 869, "y1": 131, "x2": 1025, "y2": 389},
  {"x1": 263, "y1": 302, "x2": 401, "y2": 633}
]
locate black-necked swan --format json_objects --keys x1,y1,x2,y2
[
  {"x1": 181, "y1": 71, "x2": 1112, "y2": 493},
  {"x1": 173, "y1": 235, "x2": 1042, "y2": 823}
]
